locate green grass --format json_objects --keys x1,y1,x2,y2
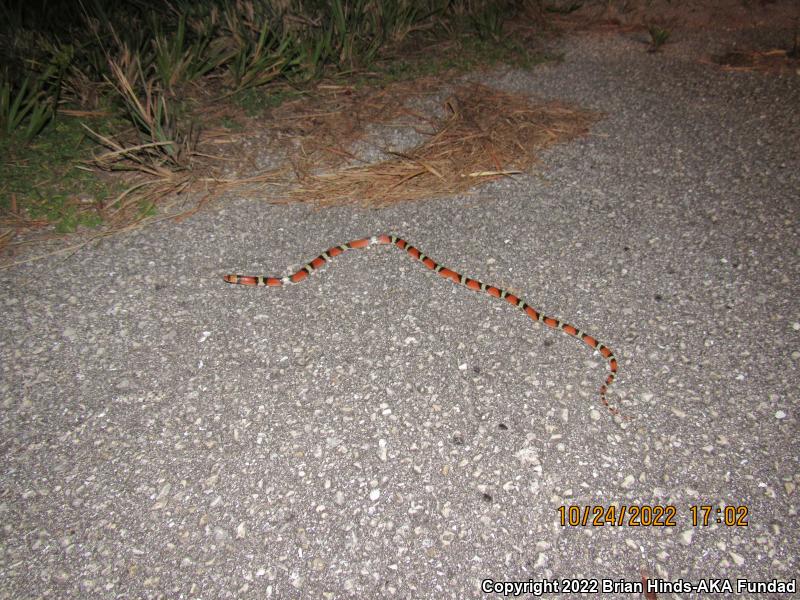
[
  {"x1": 0, "y1": 73, "x2": 56, "y2": 141},
  {"x1": 219, "y1": 115, "x2": 244, "y2": 132},
  {"x1": 647, "y1": 25, "x2": 671, "y2": 53},
  {"x1": 543, "y1": 1, "x2": 584, "y2": 14},
  {"x1": 232, "y1": 87, "x2": 305, "y2": 117},
  {"x1": 471, "y1": 2, "x2": 506, "y2": 41},
  {"x1": 0, "y1": 116, "x2": 121, "y2": 233},
  {"x1": 362, "y1": 20, "x2": 557, "y2": 86}
]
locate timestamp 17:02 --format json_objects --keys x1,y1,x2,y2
[
  {"x1": 690, "y1": 505, "x2": 748, "y2": 527},
  {"x1": 556, "y1": 505, "x2": 749, "y2": 527}
]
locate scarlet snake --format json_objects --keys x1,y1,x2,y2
[{"x1": 224, "y1": 234, "x2": 623, "y2": 417}]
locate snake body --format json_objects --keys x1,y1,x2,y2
[{"x1": 224, "y1": 234, "x2": 621, "y2": 416}]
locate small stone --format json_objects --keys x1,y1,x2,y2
[
  {"x1": 515, "y1": 447, "x2": 540, "y2": 465},
  {"x1": 680, "y1": 529, "x2": 694, "y2": 545},
  {"x1": 377, "y1": 439, "x2": 388, "y2": 462},
  {"x1": 729, "y1": 551, "x2": 745, "y2": 566}
]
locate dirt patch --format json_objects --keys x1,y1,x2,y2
[
  {"x1": 548, "y1": 0, "x2": 798, "y2": 33},
  {"x1": 709, "y1": 46, "x2": 799, "y2": 73},
  {"x1": 545, "y1": 0, "x2": 800, "y2": 78}
]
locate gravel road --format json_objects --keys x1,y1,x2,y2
[{"x1": 1, "y1": 22, "x2": 798, "y2": 600}]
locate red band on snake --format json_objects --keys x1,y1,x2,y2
[{"x1": 224, "y1": 235, "x2": 623, "y2": 418}]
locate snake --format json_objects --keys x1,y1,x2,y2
[{"x1": 224, "y1": 234, "x2": 622, "y2": 417}]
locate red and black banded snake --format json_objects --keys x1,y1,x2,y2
[{"x1": 224, "y1": 234, "x2": 623, "y2": 418}]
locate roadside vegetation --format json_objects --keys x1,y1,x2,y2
[{"x1": 1, "y1": 0, "x2": 550, "y2": 246}]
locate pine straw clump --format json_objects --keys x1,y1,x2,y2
[{"x1": 287, "y1": 83, "x2": 600, "y2": 207}]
